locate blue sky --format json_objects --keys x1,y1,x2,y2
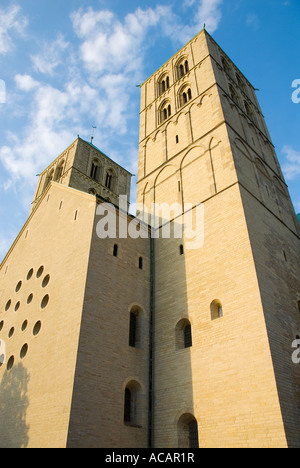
[{"x1": 0, "y1": 0, "x2": 300, "y2": 260}]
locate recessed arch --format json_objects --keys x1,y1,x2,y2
[
  {"x1": 210, "y1": 299, "x2": 223, "y2": 320},
  {"x1": 128, "y1": 304, "x2": 145, "y2": 349},
  {"x1": 158, "y1": 99, "x2": 172, "y2": 124},
  {"x1": 175, "y1": 55, "x2": 189, "y2": 80},
  {"x1": 154, "y1": 163, "x2": 177, "y2": 188},
  {"x1": 180, "y1": 145, "x2": 206, "y2": 170},
  {"x1": 177, "y1": 413, "x2": 199, "y2": 448},
  {"x1": 123, "y1": 378, "x2": 145, "y2": 427},
  {"x1": 175, "y1": 318, "x2": 192, "y2": 350}
]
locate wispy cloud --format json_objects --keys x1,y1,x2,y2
[
  {"x1": 30, "y1": 34, "x2": 69, "y2": 75},
  {"x1": 246, "y1": 13, "x2": 260, "y2": 30},
  {"x1": 0, "y1": 5, "x2": 28, "y2": 55},
  {"x1": 282, "y1": 145, "x2": 300, "y2": 181},
  {"x1": 194, "y1": 0, "x2": 223, "y2": 33},
  {"x1": 0, "y1": 1, "x2": 225, "y2": 208}
]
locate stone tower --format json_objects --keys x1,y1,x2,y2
[
  {"x1": 137, "y1": 29, "x2": 300, "y2": 447},
  {"x1": 0, "y1": 29, "x2": 299, "y2": 449},
  {"x1": 0, "y1": 137, "x2": 150, "y2": 448}
]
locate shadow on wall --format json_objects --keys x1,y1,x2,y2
[{"x1": 0, "y1": 363, "x2": 30, "y2": 448}]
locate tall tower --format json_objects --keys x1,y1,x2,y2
[{"x1": 137, "y1": 29, "x2": 300, "y2": 447}]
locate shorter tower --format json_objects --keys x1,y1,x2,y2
[
  {"x1": 31, "y1": 137, "x2": 132, "y2": 212},
  {"x1": 0, "y1": 138, "x2": 150, "y2": 448}
]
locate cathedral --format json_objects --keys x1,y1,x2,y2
[{"x1": 0, "y1": 29, "x2": 300, "y2": 448}]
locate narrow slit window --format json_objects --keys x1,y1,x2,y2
[
  {"x1": 184, "y1": 323, "x2": 192, "y2": 348},
  {"x1": 189, "y1": 420, "x2": 199, "y2": 449},
  {"x1": 124, "y1": 388, "x2": 131, "y2": 423},
  {"x1": 139, "y1": 257, "x2": 143, "y2": 270},
  {"x1": 106, "y1": 173, "x2": 112, "y2": 189},
  {"x1": 129, "y1": 312, "x2": 137, "y2": 347},
  {"x1": 113, "y1": 244, "x2": 118, "y2": 257},
  {"x1": 90, "y1": 163, "x2": 100, "y2": 182}
]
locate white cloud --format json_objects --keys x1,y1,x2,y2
[
  {"x1": 30, "y1": 34, "x2": 69, "y2": 75},
  {"x1": 0, "y1": 1, "x2": 225, "y2": 210},
  {"x1": 15, "y1": 74, "x2": 40, "y2": 92},
  {"x1": 71, "y1": 6, "x2": 170, "y2": 76},
  {"x1": 0, "y1": 5, "x2": 28, "y2": 55},
  {"x1": 282, "y1": 145, "x2": 300, "y2": 181},
  {"x1": 194, "y1": 0, "x2": 223, "y2": 34}
]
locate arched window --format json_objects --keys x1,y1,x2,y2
[
  {"x1": 210, "y1": 299, "x2": 223, "y2": 320},
  {"x1": 129, "y1": 311, "x2": 137, "y2": 347},
  {"x1": 229, "y1": 83, "x2": 240, "y2": 106},
  {"x1": 158, "y1": 74, "x2": 170, "y2": 96},
  {"x1": 90, "y1": 160, "x2": 100, "y2": 182},
  {"x1": 177, "y1": 413, "x2": 199, "y2": 448},
  {"x1": 175, "y1": 318, "x2": 192, "y2": 349},
  {"x1": 159, "y1": 101, "x2": 171, "y2": 124},
  {"x1": 222, "y1": 56, "x2": 231, "y2": 76},
  {"x1": 105, "y1": 169, "x2": 115, "y2": 190},
  {"x1": 244, "y1": 100, "x2": 257, "y2": 125},
  {"x1": 129, "y1": 306, "x2": 144, "y2": 349},
  {"x1": 44, "y1": 169, "x2": 54, "y2": 190},
  {"x1": 54, "y1": 161, "x2": 64, "y2": 181},
  {"x1": 179, "y1": 85, "x2": 192, "y2": 107},
  {"x1": 184, "y1": 323, "x2": 192, "y2": 348},
  {"x1": 124, "y1": 388, "x2": 132, "y2": 423},
  {"x1": 177, "y1": 58, "x2": 189, "y2": 80},
  {"x1": 236, "y1": 74, "x2": 246, "y2": 93},
  {"x1": 123, "y1": 380, "x2": 143, "y2": 427}
]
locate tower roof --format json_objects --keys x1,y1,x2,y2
[{"x1": 78, "y1": 137, "x2": 133, "y2": 175}]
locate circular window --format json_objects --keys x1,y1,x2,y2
[
  {"x1": 27, "y1": 294, "x2": 33, "y2": 304},
  {"x1": 20, "y1": 344, "x2": 28, "y2": 359},
  {"x1": 5, "y1": 300, "x2": 11, "y2": 311},
  {"x1": 7, "y1": 356, "x2": 14, "y2": 371},
  {"x1": 36, "y1": 266, "x2": 44, "y2": 278},
  {"x1": 21, "y1": 320, "x2": 28, "y2": 332},
  {"x1": 33, "y1": 321, "x2": 41, "y2": 336},
  {"x1": 27, "y1": 268, "x2": 34, "y2": 280},
  {"x1": 42, "y1": 275, "x2": 50, "y2": 288},
  {"x1": 41, "y1": 295, "x2": 49, "y2": 309},
  {"x1": 16, "y1": 281, "x2": 22, "y2": 293}
]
